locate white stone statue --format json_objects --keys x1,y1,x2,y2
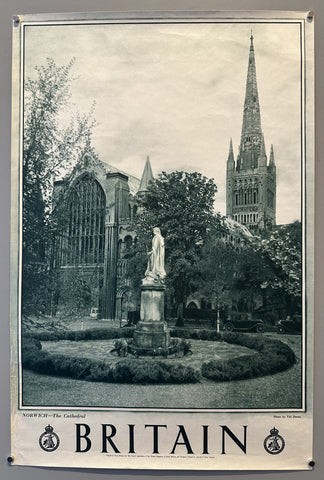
[{"x1": 143, "y1": 227, "x2": 166, "y2": 284}]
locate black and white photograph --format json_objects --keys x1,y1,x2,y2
[{"x1": 10, "y1": 10, "x2": 314, "y2": 470}]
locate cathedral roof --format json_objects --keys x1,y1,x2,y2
[
  {"x1": 99, "y1": 159, "x2": 140, "y2": 195},
  {"x1": 54, "y1": 155, "x2": 141, "y2": 196}
]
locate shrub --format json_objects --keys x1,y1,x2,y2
[
  {"x1": 113, "y1": 339, "x2": 129, "y2": 357},
  {"x1": 201, "y1": 334, "x2": 296, "y2": 382},
  {"x1": 31, "y1": 327, "x2": 134, "y2": 342},
  {"x1": 170, "y1": 327, "x2": 222, "y2": 341},
  {"x1": 22, "y1": 328, "x2": 296, "y2": 385},
  {"x1": 22, "y1": 333, "x2": 200, "y2": 384},
  {"x1": 112, "y1": 360, "x2": 200, "y2": 384}
]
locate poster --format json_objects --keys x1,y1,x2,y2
[{"x1": 10, "y1": 10, "x2": 314, "y2": 470}]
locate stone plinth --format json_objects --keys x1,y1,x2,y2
[
  {"x1": 133, "y1": 320, "x2": 170, "y2": 350},
  {"x1": 133, "y1": 284, "x2": 170, "y2": 351},
  {"x1": 140, "y1": 285, "x2": 165, "y2": 322}
]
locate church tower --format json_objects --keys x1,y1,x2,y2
[{"x1": 226, "y1": 34, "x2": 276, "y2": 231}]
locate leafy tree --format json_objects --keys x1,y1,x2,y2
[
  {"x1": 195, "y1": 219, "x2": 259, "y2": 325},
  {"x1": 196, "y1": 232, "x2": 236, "y2": 328},
  {"x1": 255, "y1": 221, "x2": 302, "y2": 315},
  {"x1": 128, "y1": 171, "x2": 218, "y2": 326},
  {"x1": 22, "y1": 57, "x2": 96, "y2": 315}
]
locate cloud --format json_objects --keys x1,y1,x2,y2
[{"x1": 25, "y1": 22, "x2": 302, "y2": 224}]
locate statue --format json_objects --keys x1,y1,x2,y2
[{"x1": 143, "y1": 227, "x2": 166, "y2": 284}]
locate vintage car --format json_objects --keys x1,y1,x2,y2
[
  {"x1": 222, "y1": 313, "x2": 265, "y2": 333},
  {"x1": 90, "y1": 307, "x2": 99, "y2": 319},
  {"x1": 276, "y1": 315, "x2": 302, "y2": 334}
]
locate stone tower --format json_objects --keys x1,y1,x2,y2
[{"x1": 226, "y1": 34, "x2": 276, "y2": 231}]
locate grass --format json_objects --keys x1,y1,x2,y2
[
  {"x1": 41, "y1": 338, "x2": 255, "y2": 369},
  {"x1": 22, "y1": 334, "x2": 302, "y2": 409}
]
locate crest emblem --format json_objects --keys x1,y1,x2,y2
[
  {"x1": 264, "y1": 427, "x2": 285, "y2": 455},
  {"x1": 39, "y1": 425, "x2": 60, "y2": 452}
]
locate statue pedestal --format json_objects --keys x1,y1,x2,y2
[{"x1": 133, "y1": 284, "x2": 170, "y2": 351}]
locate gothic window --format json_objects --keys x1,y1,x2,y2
[
  {"x1": 117, "y1": 240, "x2": 123, "y2": 259},
  {"x1": 267, "y1": 190, "x2": 274, "y2": 208},
  {"x1": 124, "y1": 235, "x2": 133, "y2": 249},
  {"x1": 63, "y1": 174, "x2": 106, "y2": 265},
  {"x1": 122, "y1": 235, "x2": 133, "y2": 259}
]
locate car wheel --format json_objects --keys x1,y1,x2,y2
[
  {"x1": 224, "y1": 322, "x2": 234, "y2": 332},
  {"x1": 256, "y1": 324, "x2": 264, "y2": 333},
  {"x1": 277, "y1": 325, "x2": 285, "y2": 334}
]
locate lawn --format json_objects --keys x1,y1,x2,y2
[
  {"x1": 41, "y1": 338, "x2": 256, "y2": 370},
  {"x1": 22, "y1": 334, "x2": 302, "y2": 409}
]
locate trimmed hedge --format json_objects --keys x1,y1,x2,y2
[
  {"x1": 31, "y1": 327, "x2": 134, "y2": 342},
  {"x1": 201, "y1": 332, "x2": 296, "y2": 381},
  {"x1": 170, "y1": 327, "x2": 222, "y2": 341},
  {"x1": 22, "y1": 335, "x2": 200, "y2": 384},
  {"x1": 23, "y1": 327, "x2": 297, "y2": 384}
]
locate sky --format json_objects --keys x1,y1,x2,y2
[{"x1": 24, "y1": 21, "x2": 302, "y2": 224}]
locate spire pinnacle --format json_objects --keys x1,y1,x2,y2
[
  {"x1": 227, "y1": 138, "x2": 234, "y2": 164},
  {"x1": 269, "y1": 144, "x2": 275, "y2": 165},
  {"x1": 138, "y1": 156, "x2": 154, "y2": 193},
  {"x1": 260, "y1": 134, "x2": 266, "y2": 158}
]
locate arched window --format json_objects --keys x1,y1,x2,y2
[
  {"x1": 63, "y1": 175, "x2": 106, "y2": 265},
  {"x1": 124, "y1": 235, "x2": 133, "y2": 249},
  {"x1": 117, "y1": 240, "x2": 123, "y2": 259}
]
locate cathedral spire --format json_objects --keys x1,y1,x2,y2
[
  {"x1": 138, "y1": 156, "x2": 154, "y2": 193},
  {"x1": 226, "y1": 34, "x2": 276, "y2": 230},
  {"x1": 236, "y1": 34, "x2": 263, "y2": 171},
  {"x1": 241, "y1": 33, "x2": 262, "y2": 138}
]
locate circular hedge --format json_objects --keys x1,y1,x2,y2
[{"x1": 22, "y1": 327, "x2": 297, "y2": 385}]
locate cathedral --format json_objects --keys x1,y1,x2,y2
[
  {"x1": 51, "y1": 34, "x2": 276, "y2": 321},
  {"x1": 226, "y1": 34, "x2": 276, "y2": 231},
  {"x1": 52, "y1": 153, "x2": 153, "y2": 320}
]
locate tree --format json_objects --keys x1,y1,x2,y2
[
  {"x1": 196, "y1": 233, "x2": 237, "y2": 329},
  {"x1": 22, "y1": 57, "x2": 96, "y2": 315},
  {"x1": 128, "y1": 171, "x2": 218, "y2": 326},
  {"x1": 255, "y1": 221, "x2": 302, "y2": 316},
  {"x1": 194, "y1": 218, "x2": 259, "y2": 326}
]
